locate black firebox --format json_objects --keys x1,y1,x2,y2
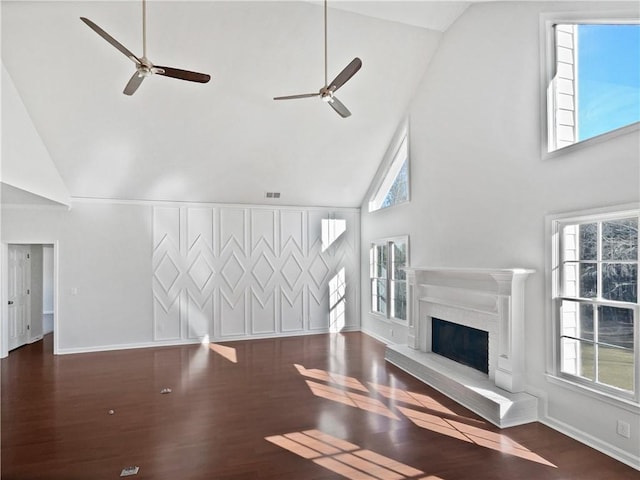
[{"x1": 432, "y1": 318, "x2": 488, "y2": 374}]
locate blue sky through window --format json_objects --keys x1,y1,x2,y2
[{"x1": 577, "y1": 24, "x2": 640, "y2": 140}]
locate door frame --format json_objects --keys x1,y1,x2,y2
[{"x1": 1, "y1": 240, "x2": 60, "y2": 358}]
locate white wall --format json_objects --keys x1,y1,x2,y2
[
  {"x1": 1, "y1": 64, "x2": 70, "y2": 206},
  {"x1": 360, "y1": 1, "x2": 639, "y2": 469},
  {"x1": 2, "y1": 200, "x2": 359, "y2": 354}
]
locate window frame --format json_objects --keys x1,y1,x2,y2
[
  {"x1": 540, "y1": 11, "x2": 640, "y2": 159},
  {"x1": 548, "y1": 204, "x2": 640, "y2": 405},
  {"x1": 368, "y1": 119, "x2": 410, "y2": 212},
  {"x1": 369, "y1": 236, "x2": 409, "y2": 323}
]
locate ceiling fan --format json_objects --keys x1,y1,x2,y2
[
  {"x1": 274, "y1": 0, "x2": 362, "y2": 118},
  {"x1": 80, "y1": 0, "x2": 210, "y2": 96}
]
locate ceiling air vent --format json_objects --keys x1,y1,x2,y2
[{"x1": 265, "y1": 192, "x2": 281, "y2": 199}]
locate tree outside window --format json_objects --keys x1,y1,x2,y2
[
  {"x1": 556, "y1": 213, "x2": 638, "y2": 396},
  {"x1": 370, "y1": 237, "x2": 408, "y2": 321}
]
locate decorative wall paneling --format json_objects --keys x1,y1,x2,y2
[{"x1": 152, "y1": 206, "x2": 359, "y2": 342}]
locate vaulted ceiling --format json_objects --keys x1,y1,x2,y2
[{"x1": 2, "y1": 1, "x2": 471, "y2": 207}]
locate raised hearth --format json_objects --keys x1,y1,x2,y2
[{"x1": 385, "y1": 267, "x2": 538, "y2": 428}]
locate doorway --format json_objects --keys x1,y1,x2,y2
[
  {"x1": 7, "y1": 245, "x2": 30, "y2": 350},
  {"x1": 4, "y1": 243, "x2": 56, "y2": 355}
]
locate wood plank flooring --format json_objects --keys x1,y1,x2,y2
[{"x1": 2, "y1": 333, "x2": 637, "y2": 479}]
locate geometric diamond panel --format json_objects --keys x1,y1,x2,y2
[
  {"x1": 221, "y1": 253, "x2": 246, "y2": 291},
  {"x1": 153, "y1": 205, "x2": 359, "y2": 343},
  {"x1": 309, "y1": 254, "x2": 330, "y2": 289},
  {"x1": 155, "y1": 253, "x2": 181, "y2": 293},
  {"x1": 188, "y1": 253, "x2": 215, "y2": 292},
  {"x1": 282, "y1": 255, "x2": 303, "y2": 289},
  {"x1": 252, "y1": 253, "x2": 275, "y2": 291}
]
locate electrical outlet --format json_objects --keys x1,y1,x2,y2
[{"x1": 616, "y1": 420, "x2": 631, "y2": 439}]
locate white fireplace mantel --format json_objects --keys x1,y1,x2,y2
[
  {"x1": 405, "y1": 267, "x2": 534, "y2": 393},
  {"x1": 385, "y1": 267, "x2": 538, "y2": 428}
]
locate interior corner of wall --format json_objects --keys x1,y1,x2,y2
[{"x1": 2, "y1": 63, "x2": 72, "y2": 207}]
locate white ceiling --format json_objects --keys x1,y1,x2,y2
[{"x1": 2, "y1": 1, "x2": 470, "y2": 207}]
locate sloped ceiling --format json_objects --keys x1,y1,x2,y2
[{"x1": 2, "y1": 1, "x2": 468, "y2": 207}]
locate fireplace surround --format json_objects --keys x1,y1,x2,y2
[{"x1": 385, "y1": 267, "x2": 538, "y2": 427}]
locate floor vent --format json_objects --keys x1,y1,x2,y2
[{"x1": 120, "y1": 466, "x2": 139, "y2": 477}]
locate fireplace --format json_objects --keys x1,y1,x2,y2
[
  {"x1": 432, "y1": 318, "x2": 488, "y2": 374},
  {"x1": 385, "y1": 267, "x2": 538, "y2": 428}
]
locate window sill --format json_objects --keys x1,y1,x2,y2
[
  {"x1": 369, "y1": 199, "x2": 410, "y2": 214},
  {"x1": 368, "y1": 312, "x2": 408, "y2": 325},
  {"x1": 369, "y1": 311, "x2": 391, "y2": 322},
  {"x1": 390, "y1": 317, "x2": 408, "y2": 325},
  {"x1": 543, "y1": 121, "x2": 640, "y2": 161},
  {"x1": 545, "y1": 373, "x2": 639, "y2": 414}
]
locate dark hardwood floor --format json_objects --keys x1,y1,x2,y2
[{"x1": 2, "y1": 333, "x2": 637, "y2": 479}]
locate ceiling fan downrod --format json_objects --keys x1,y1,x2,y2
[
  {"x1": 80, "y1": 0, "x2": 211, "y2": 96},
  {"x1": 273, "y1": 0, "x2": 362, "y2": 118}
]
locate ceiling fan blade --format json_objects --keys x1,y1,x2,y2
[
  {"x1": 327, "y1": 96, "x2": 351, "y2": 118},
  {"x1": 80, "y1": 17, "x2": 141, "y2": 65},
  {"x1": 154, "y1": 66, "x2": 211, "y2": 83},
  {"x1": 123, "y1": 72, "x2": 144, "y2": 96},
  {"x1": 328, "y1": 57, "x2": 362, "y2": 93},
  {"x1": 273, "y1": 93, "x2": 320, "y2": 101}
]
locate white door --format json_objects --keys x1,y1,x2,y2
[{"x1": 8, "y1": 245, "x2": 31, "y2": 351}]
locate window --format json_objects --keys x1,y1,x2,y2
[
  {"x1": 370, "y1": 237, "x2": 408, "y2": 321},
  {"x1": 551, "y1": 206, "x2": 639, "y2": 401},
  {"x1": 544, "y1": 16, "x2": 640, "y2": 153},
  {"x1": 368, "y1": 121, "x2": 410, "y2": 212}
]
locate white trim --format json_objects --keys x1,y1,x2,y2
[
  {"x1": 359, "y1": 326, "x2": 392, "y2": 346},
  {"x1": 545, "y1": 122, "x2": 640, "y2": 160},
  {"x1": 1, "y1": 243, "x2": 8, "y2": 358},
  {"x1": 213, "y1": 325, "x2": 360, "y2": 343},
  {"x1": 69, "y1": 196, "x2": 360, "y2": 213},
  {"x1": 545, "y1": 203, "x2": 640, "y2": 405},
  {"x1": 539, "y1": 10, "x2": 640, "y2": 159},
  {"x1": 540, "y1": 414, "x2": 640, "y2": 471},
  {"x1": 1, "y1": 203, "x2": 70, "y2": 211},
  {"x1": 57, "y1": 322, "x2": 359, "y2": 355},
  {"x1": 57, "y1": 337, "x2": 204, "y2": 355},
  {"x1": 369, "y1": 235, "x2": 410, "y2": 321},
  {"x1": 366, "y1": 118, "x2": 410, "y2": 212},
  {"x1": 527, "y1": 383, "x2": 640, "y2": 471},
  {"x1": 1, "y1": 239, "x2": 60, "y2": 358},
  {"x1": 546, "y1": 373, "x2": 639, "y2": 414}
]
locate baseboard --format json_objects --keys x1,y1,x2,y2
[
  {"x1": 539, "y1": 414, "x2": 639, "y2": 471},
  {"x1": 213, "y1": 326, "x2": 360, "y2": 343},
  {"x1": 56, "y1": 338, "x2": 204, "y2": 355},
  {"x1": 55, "y1": 327, "x2": 363, "y2": 355},
  {"x1": 529, "y1": 383, "x2": 640, "y2": 471},
  {"x1": 359, "y1": 327, "x2": 391, "y2": 345}
]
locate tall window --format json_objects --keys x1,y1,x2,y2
[
  {"x1": 368, "y1": 122, "x2": 410, "y2": 212},
  {"x1": 551, "y1": 207, "x2": 639, "y2": 400},
  {"x1": 370, "y1": 237, "x2": 408, "y2": 321},
  {"x1": 544, "y1": 17, "x2": 640, "y2": 153}
]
